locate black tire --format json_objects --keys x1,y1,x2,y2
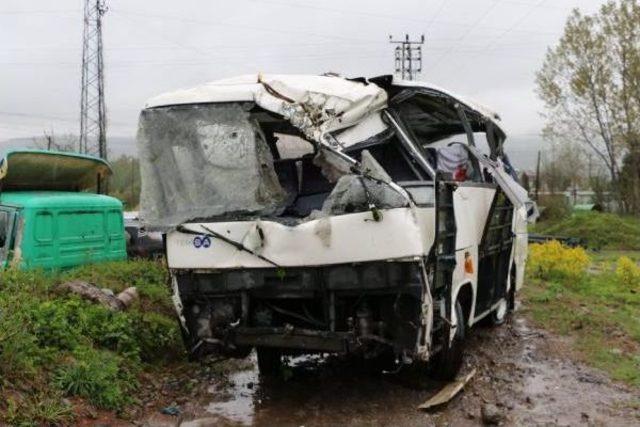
[
  {"x1": 430, "y1": 300, "x2": 466, "y2": 381},
  {"x1": 256, "y1": 347, "x2": 282, "y2": 376},
  {"x1": 363, "y1": 349, "x2": 396, "y2": 374}
]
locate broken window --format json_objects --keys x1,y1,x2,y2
[
  {"x1": 391, "y1": 90, "x2": 503, "y2": 184},
  {"x1": 137, "y1": 103, "x2": 287, "y2": 230},
  {"x1": 138, "y1": 102, "x2": 421, "y2": 229}
]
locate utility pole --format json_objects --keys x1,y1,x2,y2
[
  {"x1": 389, "y1": 34, "x2": 425, "y2": 81},
  {"x1": 535, "y1": 150, "x2": 541, "y2": 201},
  {"x1": 44, "y1": 129, "x2": 54, "y2": 150},
  {"x1": 79, "y1": 0, "x2": 108, "y2": 160}
]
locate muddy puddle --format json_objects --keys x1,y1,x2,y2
[{"x1": 147, "y1": 313, "x2": 639, "y2": 427}]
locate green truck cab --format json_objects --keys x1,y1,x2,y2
[{"x1": 0, "y1": 150, "x2": 126, "y2": 270}]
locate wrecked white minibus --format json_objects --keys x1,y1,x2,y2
[{"x1": 137, "y1": 74, "x2": 535, "y2": 379}]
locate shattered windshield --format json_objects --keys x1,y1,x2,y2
[{"x1": 137, "y1": 103, "x2": 287, "y2": 230}]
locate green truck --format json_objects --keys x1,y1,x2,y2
[{"x1": 0, "y1": 150, "x2": 127, "y2": 270}]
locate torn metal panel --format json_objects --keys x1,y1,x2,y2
[
  {"x1": 144, "y1": 74, "x2": 506, "y2": 153},
  {"x1": 145, "y1": 74, "x2": 389, "y2": 148},
  {"x1": 418, "y1": 368, "x2": 477, "y2": 410},
  {"x1": 317, "y1": 150, "x2": 409, "y2": 217},
  {"x1": 465, "y1": 144, "x2": 539, "y2": 222}
]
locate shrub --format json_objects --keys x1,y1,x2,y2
[
  {"x1": 528, "y1": 240, "x2": 591, "y2": 281},
  {"x1": 0, "y1": 260, "x2": 182, "y2": 423},
  {"x1": 538, "y1": 194, "x2": 571, "y2": 221},
  {"x1": 4, "y1": 391, "x2": 74, "y2": 426},
  {"x1": 533, "y1": 212, "x2": 640, "y2": 250},
  {"x1": 0, "y1": 306, "x2": 48, "y2": 381},
  {"x1": 53, "y1": 346, "x2": 136, "y2": 411},
  {"x1": 615, "y1": 256, "x2": 640, "y2": 291},
  {"x1": 133, "y1": 312, "x2": 182, "y2": 362},
  {"x1": 30, "y1": 300, "x2": 83, "y2": 350},
  {"x1": 76, "y1": 304, "x2": 140, "y2": 359}
]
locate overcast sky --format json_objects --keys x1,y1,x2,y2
[{"x1": 0, "y1": 0, "x2": 611, "y2": 165}]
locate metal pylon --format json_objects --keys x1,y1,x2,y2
[{"x1": 79, "y1": 0, "x2": 107, "y2": 159}]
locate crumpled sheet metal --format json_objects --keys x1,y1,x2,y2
[{"x1": 145, "y1": 74, "x2": 389, "y2": 150}]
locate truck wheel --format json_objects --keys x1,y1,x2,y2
[
  {"x1": 256, "y1": 347, "x2": 282, "y2": 376},
  {"x1": 430, "y1": 300, "x2": 466, "y2": 381}
]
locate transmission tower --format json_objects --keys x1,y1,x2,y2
[
  {"x1": 389, "y1": 34, "x2": 425, "y2": 81},
  {"x1": 79, "y1": 0, "x2": 107, "y2": 159}
]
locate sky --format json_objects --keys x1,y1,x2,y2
[{"x1": 0, "y1": 0, "x2": 612, "y2": 168}]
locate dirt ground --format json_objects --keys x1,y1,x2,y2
[{"x1": 140, "y1": 310, "x2": 640, "y2": 427}]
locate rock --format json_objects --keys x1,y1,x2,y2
[
  {"x1": 59, "y1": 281, "x2": 138, "y2": 311},
  {"x1": 180, "y1": 418, "x2": 220, "y2": 427},
  {"x1": 481, "y1": 403, "x2": 504, "y2": 425},
  {"x1": 116, "y1": 286, "x2": 139, "y2": 308},
  {"x1": 101, "y1": 287, "x2": 115, "y2": 296}
]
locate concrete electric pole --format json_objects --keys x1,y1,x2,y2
[
  {"x1": 389, "y1": 34, "x2": 425, "y2": 81},
  {"x1": 79, "y1": 0, "x2": 108, "y2": 159}
]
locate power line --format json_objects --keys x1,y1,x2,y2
[
  {"x1": 428, "y1": 0, "x2": 502, "y2": 72},
  {"x1": 242, "y1": 0, "x2": 566, "y2": 29},
  {"x1": 0, "y1": 10, "x2": 80, "y2": 15},
  {"x1": 426, "y1": 0, "x2": 448, "y2": 27},
  {"x1": 482, "y1": 0, "x2": 548, "y2": 50},
  {"x1": 0, "y1": 110, "x2": 129, "y2": 127}
]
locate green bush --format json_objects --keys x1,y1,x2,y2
[
  {"x1": 0, "y1": 260, "x2": 183, "y2": 420},
  {"x1": 134, "y1": 312, "x2": 182, "y2": 362},
  {"x1": 615, "y1": 256, "x2": 640, "y2": 291},
  {"x1": 53, "y1": 346, "x2": 136, "y2": 411},
  {"x1": 30, "y1": 300, "x2": 82, "y2": 350},
  {"x1": 533, "y1": 211, "x2": 640, "y2": 250},
  {"x1": 538, "y1": 194, "x2": 571, "y2": 221},
  {"x1": 5, "y1": 391, "x2": 74, "y2": 426}
]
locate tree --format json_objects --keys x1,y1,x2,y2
[
  {"x1": 32, "y1": 132, "x2": 78, "y2": 152},
  {"x1": 108, "y1": 155, "x2": 140, "y2": 210},
  {"x1": 536, "y1": 0, "x2": 640, "y2": 212},
  {"x1": 541, "y1": 142, "x2": 586, "y2": 195}
]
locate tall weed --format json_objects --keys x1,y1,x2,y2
[{"x1": 528, "y1": 240, "x2": 591, "y2": 281}]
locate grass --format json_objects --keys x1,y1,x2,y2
[
  {"x1": 0, "y1": 260, "x2": 185, "y2": 425},
  {"x1": 523, "y1": 244, "x2": 640, "y2": 387},
  {"x1": 531, "y1": 211, "x2": 640, "y2": 250}
]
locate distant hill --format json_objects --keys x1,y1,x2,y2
[{"x1": 0, "y1": 136, "x2": 137, "y2": 158}]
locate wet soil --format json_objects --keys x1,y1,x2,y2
[{"x1": 142, "y1": 311, "x2": 640, "y2": 427}]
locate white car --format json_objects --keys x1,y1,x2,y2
[{"x1": 137, "y1": 74, "x2": 535, "y2": 379}]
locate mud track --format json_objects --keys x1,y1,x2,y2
[{"x1": 145, "y1": 311, "x2": 639, "y2": 427}]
